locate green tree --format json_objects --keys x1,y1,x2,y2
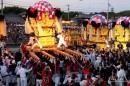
[{"x1": 2, "y1": 6, "x2": 26, "y2": 14}]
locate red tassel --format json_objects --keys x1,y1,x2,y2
[
  {"x1": 30, "y1": 7, "x2": 35, "y2": 13},
  {"x1": 124, "y1": 28, "x2": 126, "y2": 37}
]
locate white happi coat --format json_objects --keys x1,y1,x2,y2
[
  {"x1": 57, "y1": 33, "x2": 67, "y2": 48},
  {"x1": 117, "y1": 69, "x2": 127, "y2": 86}
]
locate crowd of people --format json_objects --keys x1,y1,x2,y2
[
  {"x1": 0, "y1": 37, "x2": 130, "y2": 86},
  {"x1": 6, "y1": 21, "x2": 26, "y2": 42}
]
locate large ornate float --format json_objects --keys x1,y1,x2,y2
[{"x1": 22, "y1": 0, "x2": 85, "y2": 64}]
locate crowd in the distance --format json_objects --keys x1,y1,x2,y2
[
  {"x1": 6, "y1": 21, "x2": 26, "y2": 43},
  {"x1": 0, "y1": 37, "x2": 130, "y2": 86}
]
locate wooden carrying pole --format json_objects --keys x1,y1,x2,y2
[
  {"x1": 41, "y1": 51, "x2": 55, "y2": 59},
  {"x1": 25, "y1": 46, "x2": 55, "y2": 59},
  {"x1": 29, "y1": 52, "x2": 40, "y2": 62},
  {"x1": 52, "y1": 49, "x2": 75, "y2": 63},
  {"x1": 63, "y1": 49, "x2": 84, "y2": 68},
  {"x1": 25, "y1": 46, "x2": 54, "y2": 51},
  {"x1": 65, "y1": 49, "x2": 85, "y2": 57}
]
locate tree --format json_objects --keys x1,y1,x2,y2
[{"x1": 2, "y1": 6, "x2": 26, "y2": 14}]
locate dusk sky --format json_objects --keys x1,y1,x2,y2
[{"x1": 3, "y1": 0, "x2": 130, "y2": 13}]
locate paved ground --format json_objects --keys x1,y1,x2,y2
[{"x1": 6, "y1": 45, "x2": 20, "y2": 53}]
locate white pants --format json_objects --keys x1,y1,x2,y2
[
  {"x1": 52, "y1": 74, "x2": 60, "y2": 86},
  {"x1": 57, "y1": 41, "x2": 67, "y2": 48},
  {"x1": 36, "y1": 79, "x2": 42, "y2": 86},
  {"x1": 17, "y1": 77, "x2": 20, "y2": 86},
  {"x1": 118, "y1": 80, "x2": 124, "y2": 86},
  {"x1": 80, "y1": 80, "x2": 87, "y2": 86},
  {"x1": 27, "y1": 75, "x2": 36, "y2": 86},
  {"x1": 62, "y1": 75, "x2": 68, "y2": 85},
  {"x1": 9, "y1": 75, "x2": 16, "y2": 83},
  {"x1": 77, "y1": 74, "x2": 82, "y2": 82},
  {"x1": 20, "y1": 77, "x2": 27, "y2": 86},
  {"x1": 2, "y1": 76, "x2": 9, "y2": 86}
]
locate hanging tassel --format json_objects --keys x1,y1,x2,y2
[
  {"x1": 119, "y1": 25, "x2": 123, "y2": 38},
  {"x1": 95, "y1": 28, "x2": 97, "y2": 35},
  {"x1": 56, "y1": 17, "x2": 63, "y2": 33},
  {"x1": 89, "y1": 26, "x2": 93, "y2": 41},
  {"x1": 84, "y1": 27, "x2": 87, "y2": 41},
  {"x1": 96, "y1": 28, "x2": 99, "y2": 42},
  {"x1": 112, "y1": 27, "x2": 115, "y2": 40},
  {"x1": 81, "y1": 25, "x2": 84, "y2": 43},
  {"x1": 125, "y1": 28, "x2": 129, "y2": 41},
  {"x1": 108, "y1": 30, "x2": 111, "y2": 41},
  {"x1": 37, "y1": 22, "x2": 44, "y2": 36},
  {"x1": 25, "y1": 19, "x2": 34, "y2": 34},
  {"x1": 123, "y1": 28, "x2": 126, "y2": 37},
  {"x1": 110, "y1": 29, "x2": 113, "y2": 39}
]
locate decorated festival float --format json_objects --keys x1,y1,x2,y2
[
  {"x1": 61, "y1": 20, "x2": 83, "y2": 46},
  {"x1": 21, "y1": 0, "x2": 85, "y2": 63},
  {"x1": 114, "y1": 16, "x2": 130, "y2": 49},
  {"x1": 87, "y1": 14, "x2": 108, "y2": 50},
  {"x1": 21, "y1": 0, "x2": 130, "y2": 62}
]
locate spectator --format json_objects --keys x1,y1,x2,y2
[
  {"x1": 8, "y1": 60, "x2": 17, "y2": 86},
  {"x1": 117, "y1": 66, "x2": 128, "y2": 86},
  {"x1": 109, "y1": 38, "x2": 115, "y2": 49},
  {"x1": 0, "y1": 61, "x2": 9, "y2": 86},
  {"x1": 16, "y1": 65, "x2": 32, "y2": 86},
  {"x1": 117, "y1": 42, "x2": 123, "y2": 50},
  {"x1": 126, "y1": 40, "x2": 130, "y2": 52}
]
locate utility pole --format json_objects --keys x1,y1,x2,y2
[
  {"x1": 66, "y1": 5, "x2": 70, "y2": 21},
  {"x1": 1, "y1": 0, "x2": 3, "y2": 15},
  {"x1": 107, "y1": 0, "x2": 109, "y2": 21}
]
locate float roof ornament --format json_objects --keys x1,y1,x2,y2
[
  {"x1": 32, "y1": 0, "x2": 55, "y2": 19},
  {"x1": 116, "y1": 16, "x2": 130, "y2": 25},
  {"x1": 90, "y1": 14, "x2": 107, "y2": 24}
]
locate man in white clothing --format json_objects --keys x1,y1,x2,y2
[
  {"x1": 16, "y1": 65, "x2": 32, "y2": 86},
  {"x1": 28, "y1": 37, "x2": 42, "y2": 50},
  {"x1": 0, "y1": 62, "x2": 9, "y2": 86},
  {"x1": 57, "y1": 31, "x2": 67, "y2": 48},
  {"x1": 117, "y1": 66, "x2": 127, "y2": 86},
  {"x1": 15, "y1": 61, "x2": 22, "y2": 86},
  {"x1": 52, "y1": 73, "x2": 60, "y2": 86}
]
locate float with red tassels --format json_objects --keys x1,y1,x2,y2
[
  {"x1": 115, "y1": 16, "x2": 130, "y2": 42},
  {"x1": 90, "y1": 14, "x2": 107, "y2": 42},
  {"x1": 21, "y1": 0, "x2": 85, "y2": 70}
]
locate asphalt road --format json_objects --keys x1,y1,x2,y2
[{"x1": 6, "y1": 44, "x2": 20, "y2": 53}]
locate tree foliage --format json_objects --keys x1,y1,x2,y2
[
  {"x1": 62, "y1": 11, "x2": 80, "y2": 20},
  {"x1": 2, "y1": 6, "x2": 26, "y2": 14},
  {"x1": 2, "y1": 6, "x2": 130, "y2": 20}
]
